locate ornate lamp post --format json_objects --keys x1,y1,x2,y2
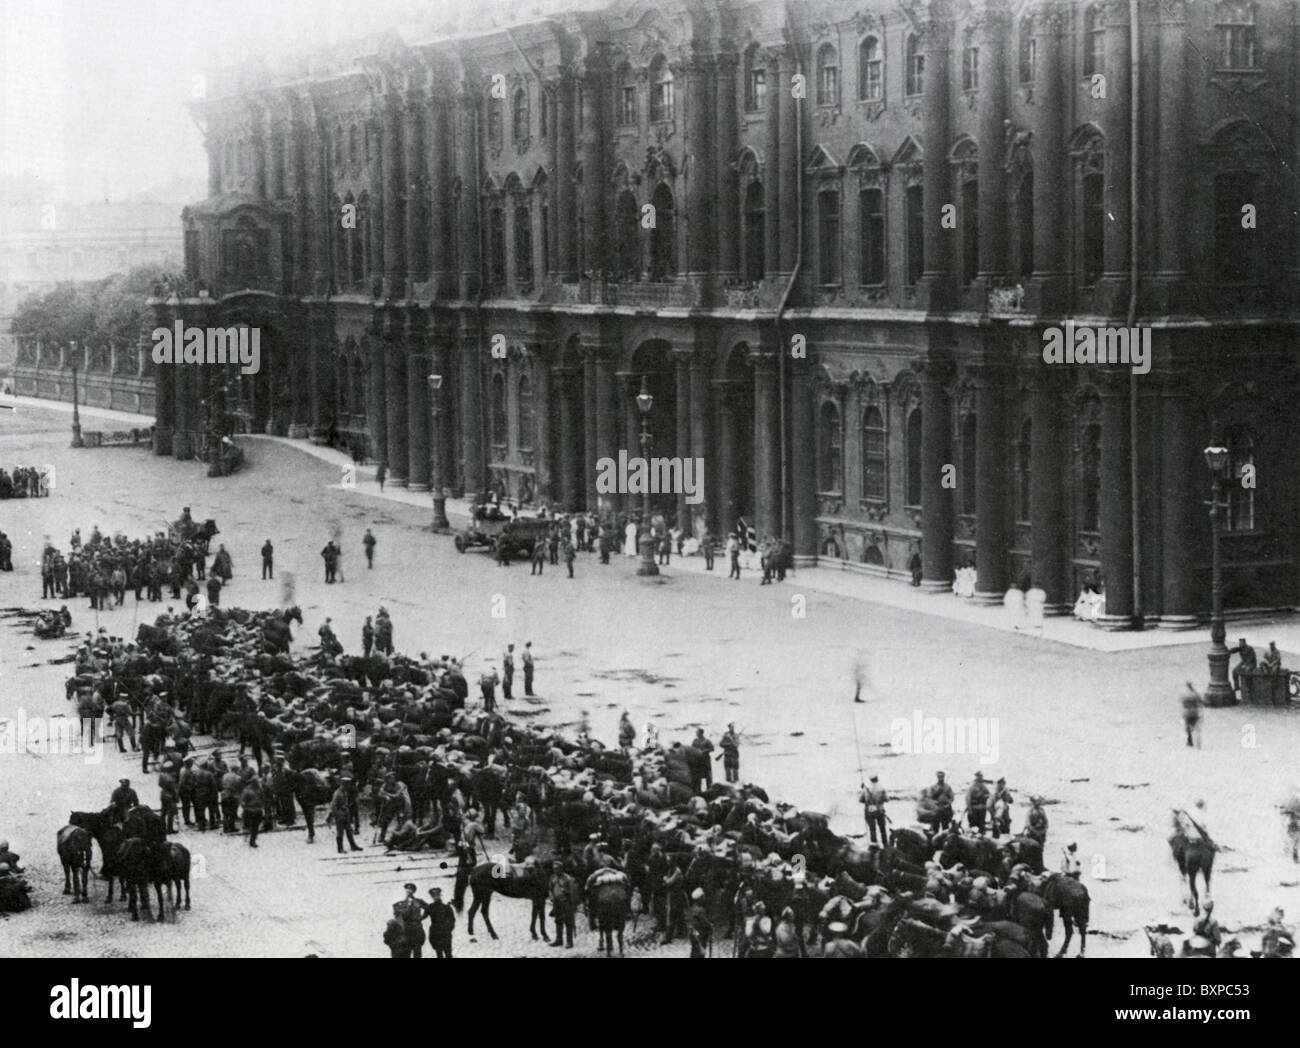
[
  {"x1": 428, "y1": 373, "x2": 449, "y2": 530},
  {"x1": 636, "y1": 376, "x2": 659, "y2": 577},
  {"x1": 69, "y1": 341, "x2": 83, "y2": 448},
  {"x1": 1204, "y1": 427, "x2": 1234, "y2": 706}
]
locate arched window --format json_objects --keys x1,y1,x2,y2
[
  {"x1": 650, "y1": 57, "x2": 675, "y2": 122},
  {"x1": 615, "y1": 189, "x2": 639, "y2": 279},
  {"x1": 650, "y1": 183, "x2": 675, "y2": 279},
  {"x1": 350, "y1": 197, "x2": 365, "y2": 284},
  {"x1": 905, "y1": 407, "x2": 923, "y2": 506},
  {"x1": 1017, "y1": 417, "x2": 1032, "y2": 522},
  {"x1": 862, "y1": 406, "x2": 885, "y2": 500},
  {"x1": 1074, "y1": 131, "x2": 1105, "y2": 286},
  {"x1": 517, "y1": 372, "x2": 535, "y2": 452},
  {"x1": 1079, "y1": 419, "x2": 1101, "y2": 531},
  {"x1": 1019, "y1": 17, "x2": 1037, "y2": 82},
  {"x1": 1216, "y1": 2, "x2": 1257, "y2": 69},
  {"x1": 905, "y1": 34, "x2": 924, "y2": 96},
  {"x1": 817, "y1": 44, "x2": 839, "y2": 106},
  {"x1": 488, "y1": 199, "x2": 506, "y2": 288},
  {"x1": 1225, "y1": 425, "x2": 1255, "y2": 531},
  {"x1": 819, "y1": 402, "x2": 842, "y2": 492},
  {"x1": 818, "y1": 188, "x2": 841, "y2": 285},
  {"x1": 744, "y1": 44, "x2": 766, "y2": 112},
  {"x1": 952, "y1": 140, "x2": 979, "y2": 286},
  {"x1": 1084, "y1": 5, "x2": 1106, "y2": 78},
  {"x1": 905, "y1": 183, "x2": 924, "y2": 286},
  {"x1": 743, "y1": 179, "x2": 765, "y2": 282},
  {"x1": 352, "y1": 355, "x2": 365, "y2": 416},
  {"x1": 491, "y1": 372, "x2": 507, "y2": 448},
  {"x1": 858, "y1": 37, "x2": 882, "y2": 102},
  {"x1": 513, "y1": 88, "x2": 529, "y2": 144},
  {"x1": 960, "y1": 412, "x2": 977, "y2": 516},
  {"x1": 513, "y1": 202, "x2": 533, "y2": 287},
  {"x1": 618, "y1": 78, "x2": 637, "y2": 126},
  {"x1": 859, "y1": 185, "x2": 885, "y2": 285}
]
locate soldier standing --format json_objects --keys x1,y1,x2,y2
[
  {"x1": 1181, "y1": 681, "x2": 1204, "y2": 749},
  {"x1": 564, "y1": 538, "x2": 576, "y2": 578},
  {"x1": 502, "y1": 644, "x2": 515, "y2": 700},
  {"x1": 719, "y1": 724, "x2": 741, "y2": 784},
  {"x1": 702, "y1": 530, "x2": 715, "y2": 571},
  {"x1": 691, "y1": 728, "x2": 715, "y2": 789},
  {"x1": 384, "y1": 903, "x2": 410, "y2": 958},
  {"x1": 178, "y1": 757, "x2": 197, "y2": 828},
  {"x1": 859, "y1": 775, "x2": 888, "y2": 845},
  {"x1": 618, "y1": 710, "x2": 636, "y2": 752},
  {"x1": 426, "y1": 886, "x2": 456, "y2": 957},
  {"x1": 331, "y1": 780, "x2": 363, "y2": 853},
  {"x1": 522, "y1": 641, "x2": 535, "y2": 696},
  {"x1": 362, "y1": 616, "x2": 375, "y2": 657},
  {"x1": 548, "y1": 862, "x2": 579, "y2": 949},
  {"x1": 1026, "y1": 795, "x2": 1049, "y2": 846},
  {"x1": 922, "y1": 771, "x2": 955, "y2": 831},
  {"x1": 261, "y1": 540, "x2": 273, "y2": 579},
  {"x1": 479, "y1": 668, "x2": 499, "y2": 712},
  {"x1": 363, "y1": 528, "x2": 376, "y2": 569},
  {"x1": 394, "y1": 883, "x2": 428, "y2": 959},
  {"x1": 966, "y1": 771, "x2": 990, "y2": 835}
]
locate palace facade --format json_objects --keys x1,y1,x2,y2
[{"x1": 154, "y1": 0, "x2": 1300, "y2": 623}]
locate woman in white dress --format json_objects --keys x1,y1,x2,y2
[{"x1": 624, "y1": 520, "x2": 639, "y2": 557}]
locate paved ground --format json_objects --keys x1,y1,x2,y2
[{"x1": 2, "y1": 402, "x2": 1299, "y2": 958}]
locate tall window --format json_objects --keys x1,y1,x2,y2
[
  {"x1": 1082, "y1": 168, "x2": 1104, "y2": 285},
  {"x1": 744, "y1": 44, "x2": 766, "y2": 112},
  {"x1": 1019, "y1": 18, "x2": 1037, "y2": 82},
  {"x1": 650, "y1": 57, "x2": 675, "y2": 122},
  {"x1": 1216, "y1": 2, "x2": 1257, "y2": 69},
  {"x1": 540, "y1": 89, "x2": 549, "y2": 138},
  {"x1": 491, "y1": 373, "x2": 507, "y2": 448},
  {"x1": 858, "y1": 37, "x2": 882, "y2": 101},
  {"x1": 962, "y1": 174, "x2": 979, "y2": 285},
  {"x1": 1017, "y1": 418, "x2": 1032, "y2": 522},
  {"x1": 650, "y1": 183, "x2": 675, "y2": 279},
  {"x1": 1084, "y1": 5, "x2": 1106, "y2": 77},
  {"x1": 488, "y1": 202, "x2": 506, "y2": 287},
  {"x1": 905, "y1": 34, "x2": 924, "y2": 96},
  {"x1": 1215, "y1": 172, "x2": 1259, "y2": 282},
  {"x1": 1017, "y1": 171, "x2": 1035, "y2": 279},
  {"x1": 905, "y1": 184, "x2": 924, "y2": 285},
  {"x1": 512, "y1": 89, "x2": 529, "y2": 143},
  {"x1": 489, "y1": 98, "x2": 503, "y2": 151},
  {"x1": 1079, "y1": 421, "x2": 1100, "y2": 531},
  {"x1": 350, "y1": 200, "x2": 365, "y2": 284},
  {"x1": 818, "y1": 189, "x2": 841, "y2": 285},
  {"x1": 615, "y1": 189, "x2": 639, "y2": 279},
  {"x1": 960, "y1": 413, "x2": 977, "y2": 515},
  {"x1": 513, "y1": 203, "x2": 533, "y2": 287},
  {"x1": 862, "y1": 407, "x2": 885, "y2": 500},
  {"x1": 819, "y1": 403, "x2": 842, "y2": 492},
  {"x1": 859, "y1": 187, "x2": 885, "y2": 285},
  {"x1": 618, "y1": 84, "x2": 637, "y2": 126},
  {"x1": 540, "y1": 201, "x2": 550, "y2": 275},
  {"x1": 1225, "y1": 425, "x2": 1255, "y2": 530},
  {"x1": 905, "y1": 407, "x2": 923, "y2": 506},
  {"x1": 743, "y1": 179, "x2": 765, "y2": 282},
  {"x1": 817, "y1": 44, "x2": 839, "y2": 106},
  {"x1": 349, "y1": 125, "x2": 359, "y2": 166},
  {"x1": 517, "y1": 373, "x2": 535, "y2": 452},
  {"x1": 962, "y1": 44, "x2": 979, "y2": 91}
]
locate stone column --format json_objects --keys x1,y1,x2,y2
[
  {"x1": 306, "y1": 321, "x2": 322, "y2": 429},
  {"x1": 1098, "y1": 371, "x2": 1134, "y2": 623},
  {"x1": 173, "y1": 342, "x2": 194, "y2": 460},
  {"x1": 1153, "y1": 0, "x2": 1189, "y2": 310},
  {"x1": 689, "y1": 354, "x2": 712, "y2": 537},
  {"x1": 685, "y1": 53, "x2": 713, "y2": 278},
  {"x1": 408, "y1": 345, "x2": 431, "y2": 492},
  {"x1": 1029, "y1": 372, "x2": 1070, "y2": 611},
  {"x1": 583, "y1": 352, "x2": 599, "y2": 510},
  {"x1": 385, "y1": 324, "x2": 409, "y2": 485},
  {"x1": 308, "y1": 115, "x2": 330, "y2": 297},
  {"x1": 790, "y1": 358, "x2": 816, "y2": 558},
  {"x1": 284, "y1": 117, "x2": 307, "y2": 297},
  {"x1": 617, "y1": 372, "x2": 640, "y2": 467},
  {"x1": 369, "y1": 332, "x2": 388, "y2": 464},
  {"x1": 404, "y1": 91, "x2": 427, "y2": 294},
  {"x1": 973, "y1": 363, "x2": 1008, "y2": 602},
  {"x1": 674, "y1": 353, "x2": 692, "y2": 533},
  {"x1": 594, "y1": 352, "x2": 617, "y2": 506},
  {"x1": 1029, "y1": 2, "x2": 1067, "y2": 312},
  {"x1": 920, "y1": 361, "x2": 954, "y2": 589},
  {"x1": 763, "y1": 46, "x2": 782, "y2": 277},
  {"x1": 430, "y1": 331, "x2": 453, "y2": 506},
  {"x1": 367, "y1": 115, "x2": 384, "y2": 294},
  {"x1": 427, "y1": 84, "x2": 450, "y2": 296},
  {"x1": 777, "y1": 47, "x2": 799, "y2": 275},
  {"x1": 555, "y1": 367, "x2": 579, "y2": 511},
  {"x1": 382, "y1": 95, "x2": 405, "y2": 300},
  {"x1": 153, "y1": 349, "x2": 175, "y2": 456},
  {"x1": 752, "y1": 352, "x2": 780, "y2": 537},
  {"x1": 533, "y1": 353, "x2": 553, "y2": 507},
  {"x1": 714, "y1": 53, "x2": 739, "y2": 280},
  {"x1": 1100, "y1": 0, "x2": 1132, "y2": 302},
  {"x1": 579, "y1": 61, "x2": 605, "y2": 274},
  {"x1": 554, "y1": 72, "x2": 576, "y2": 280},
  {"x1": 458, "y1": 322, "x2": 485, "y2": 497},
  {"x1": 252, "y1": 121, "x2": 268, "y2": 199},
  {"x1": 457, "y1": 88, "x2": 480, "y2": 298},
  {"x1": 918, "y1": 10, "x2": 953, "y2": 310},
  {"x1": 1159, "y1": 376, "x2": 1199, "y2": 625},
  {"x1": 714, "y1": 380, "x2": 740, "y2": 528},
  {"x1": 974, "y1": 3, "x2": 1008, "y2": 288}
]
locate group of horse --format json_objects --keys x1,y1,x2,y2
[{"x1": 57, "y1": 805, "x2": 190, "y2": 922}]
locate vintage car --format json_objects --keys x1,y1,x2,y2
[{"x1": 454, "y1": 508, "x2": 551, "y2": 559}]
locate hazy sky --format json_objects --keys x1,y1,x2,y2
[{"x1": 1, "y1": 0, "x2": 568, "y2": 204}]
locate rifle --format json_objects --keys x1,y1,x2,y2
[{"x1": 1175, "y1": 808, "x2": 1220, "y2": 851}]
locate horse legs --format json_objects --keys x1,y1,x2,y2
[
  {"x1": 183, "y1": 874, "x2": 191, "y2": 909},
  {"x1": 1188, "y1": 870, "x2": 1200, "y2": 917},
  {"x1": 155, "y1": 881, "x2": 166, "y2": 922},
  {"x1": 63, "y1": 861, "x2": 72, "y2": 895},
  {"x1": 1056, "y1": 916, "x2": 1073, "y2": 958},
  {"x1": 128, "y1": 883, "x2": 139, "y2": 921},
  {"x1": 1078, "y1": 922, "x2": 1087, "y2": 957},
  {"x1": 618, "y1": 924, "x2": 625, "y2": 958}
]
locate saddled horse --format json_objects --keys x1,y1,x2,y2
[
  {"x1": 1041, "y1": 873, "x2": 1090, "y2": 956},
  {"x1": 116, "y1": 838, "x2": 168, "y2": 922},
  {"x1": 160, "y1": 842, "x2": 191, "y2": 910},
  {"x1": 1169, "y1": 828, "x2": 1215, "y2": 917},
  {"x1": 466, "y1": 860, "x2": 550, "y2": 941},
  {"x1": 260, "y1": 606, "x2": 303, "y2": 655},
  {"x1": 56, "y1": 825, "x2": 93, "y2": 902},
  {"x1": 590, "y1": 872, "x2": 633, "y2": 957}
]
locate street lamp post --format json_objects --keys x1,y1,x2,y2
[
  {"x1": 1204, "y1": 428, "x2": 1234, "y2": 706},
  {"x1": 69, "y1": 344, "x2": 83, "y2": 448},
  {"x1": 428, "y1": 373, "x2": 449, "y2": 531},
  {"x1": 636, "y1": 376, "x2": 659, "y2": 577}
]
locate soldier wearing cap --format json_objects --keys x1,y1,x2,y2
[
  {"x1": 719, "y1": 724, "x2": 741, "y2": 784},
  {"x1": 383, "y1": 902, "x2": 410, "y2": 958},
  {"x1": 966, "y1": 771, "x2": 990, "y2": 835},
  {"x1": 687, "y1": 887, "x2": 713, "y2": 958},
  {"x1": 111, "y1": 778, "x2": 138, "y2": 821},
  {"x1": 426, "y1": 886, "x2": 456, "y2": 958},
  {"x1": 1061, "y1": 841, "x2": 1082, "y2": 879},
  {"x1": 502, "y1": 644, "x2": 515, "y2": 700},
  {"x1": 330, "y1": 779, "x2": 363, "y2": 853},
  {"x1": 394, "y1": 883, "x2": 428, "y2": 958},
  {"x1": 0, "y1": 840, "x2": 22, "y2": 874},
  {"x1": 859, "y1": 775, "x2": 888, "y2": 845},
  {"x1": 922, "y1": 771, "x2": 954, "y2": 831},
  {"x1": 549, "y1": 861, "x2": 579, "y2": 948},
  {"x1": 1026, "y1": 795, "x2": 1049, "y2": 846},
  {"x1": 522, "y1": 641, "x2": 536, "y2": 696}
]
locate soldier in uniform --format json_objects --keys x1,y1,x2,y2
[
  {"x1": 394, "y1": 883, "x2": 428, "y2": 959},
  {"x1": 991, "y1": 777, "x2": 1014, "y2": 838},
  {"x1": 363, "y1": 529, "x2": 376, "y2": 569},
  {"x1": 479, "y1": 668, "x2": 499, "y2": 713},
  {"x1": 719, "y1": 724, "x2": 741, "y2": 784},
  {"x1": 1229, "y1": 637, "x2": 1257, "y2": 695},
  {"x1": 194, "y1": 760, "x2": 219, "y2": 831},
  {"x1": 859, "y1": 775, "x2": 888, "y2": 845},
  {"x1": 1026, "y1": 795, "x2": 1049, "y2": 846},
  {"x1": 111, "y1": 778, "x2": 138, "y2": 821},
  {"x1": 548, "y1": 861, "x2": 579, "y2": 949},
  {"x1": 426, "y1": 886, "x2": 456, "y2": 957},
  {"x1": 220, "y1": 766, "x2": 243, "y2": 834},
  {"x1": 261, "y1": 540, "x2": 273, "y2": 579},
  {"x1": 330, "y1": 779, "x2": 363, "y2": 853},
  {"x1": 502, "y1": 644, "x2": 515, "y2": 700},
  {"x1": 383, "y1": 902, "x2": 410, "y2": 958},
  {"x1": 241, "y1": 775, "x2": 266, "y2": 846},
  {"x1": 691, "y1": 728, "x2": 715, "y2": 789},
  {"x1": 966, "y1": 771, "x2": 990, "y2": 835},
  {"x1": 618, "y1": 710, "x2": 636, "y2": 752},
  {"x1": 1181, "y1": 681, "x2": 1204, "y2": 748},
  {"x1": 362, "y1": 616, "x2": 375, "y2": 657},
  {"x1": 564, "y1": 538, "x2": 576, "y2": 578},
  {"x1": 522, "y1": 641, "x2": 536, "y2": 696},
  {"x1": 922, "y1": 771, "x2": 955, "y2": 831},
  {"x1": 178, "y1": 757, "x2": 197, "y2": 827}
]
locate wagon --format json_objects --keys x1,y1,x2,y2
[{"x1": 454, "y1": 511, "x2": 551, "y2": 559}]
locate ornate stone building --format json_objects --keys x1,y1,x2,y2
[{"x1": 155, "y1": 0, "x2": 1300, "y2": 623}]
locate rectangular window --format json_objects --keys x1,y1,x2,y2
[
  {"x1": 1019, "y1": 32, "x2": 1036, "y2": 82},
  {"x1": 746, "y1": 68, "x2": 766, "y2": 112},
  {"x1": 489, "y1": 208, "x2": 506, "y2": 287},
  {"x1": 818, "y1": 64, "x2": 838, "y2": 106},
  {"x1": 962, "y1": 178, "x2": 979, "y2": 285},
  {"x1": 619, "y1": 85, "x2": 637, "y2": 126},
  {"x1": 859, "y1": 188, "x2": 884, "y2": 285},
  {"x1": 818, "y1": 190, "x2": 841, "y2": 285},
  {"x1": 1217, "y1": 4, "x2": 1258, "y2": 70},
  {"x1": 963, "y1": 45, "x2": 979, "y2": 91},
  {"x1": 905, "y1": 184, "x2": 924, "y2": 285},
  {"x1": 906, "y1": 51, "x2": 924, "y2": 96},
  {"x1": 859, "y1": 43, "x2": 882, "y2": 101}
]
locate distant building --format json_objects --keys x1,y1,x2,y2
[{"x1": 156, "y1": 0, "x2": 1300, "y2": 623}]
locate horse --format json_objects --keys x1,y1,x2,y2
[
  {"x1": 1169, "y1": 829, "x2": 1215, "y2": 916},
  {"x1": 466, "y1": 860, "x2": 550, "y2": 941},
  {"x1": 160, "y1": 842, "x2": 191, "y2": 910},
  {"x1": 888, "y1": 827, "x2": 932, "y2": 866},
  {"x1": 1041, "y1": 873, "x2": 1090, "y2": 956},
  {"x1": 590, "y1": 873, "x2": 633, "y2": 956},
  {"x1": 116, "y1": 838, "x2": 167, "y2": 922},
  {"x1": 56, "y1": 825, "x2": 93, "y2": 902}
]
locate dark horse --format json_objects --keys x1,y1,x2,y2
[
  {"x1": 116, "y1": 838, "x2": 168, "y2": 922},
  {"x1": 1041, "y1": 873, "x2": 1090, "y2": 956},
  {"x1": 56, "y1": 825, "x2": 93, "y2": 902},
  {"x1": 590, "y1": 874, "x2": 633, "y2": 957},
  {"x1": 466, "y1": 861, "x2": 550, "y2": 941},
  {"x1": 1169, "y1": 827, "x2": 1215, "y2": 917},
  {"x1": 261, "y1": 606, "x2": 303, "y2": 655}
]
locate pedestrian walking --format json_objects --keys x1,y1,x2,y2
[
  {"x1": 564, "y1": 539, "x2": 575, "y2": 578},
  {"x1": 523, "y1": 641, "x2": 535, "y2": 696},
  {"x1": 727, "y1": 534, "x2": 741, "y2": 580},
  {"x1": 702, "y1": 530, "x2": 714, "y2": 571},
  {"x1": 376, "y1": 460, "x2": 387, "y2": 492},
  {"x1": 363, "y1": 528, "x2": 376, "y2": 569},
  {"x1": 1181, "y1": 681, "x2": 1204, "y2": 749},
  {"x1": 261, "y1": 540, "x2": 273, "y2": 579}
]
